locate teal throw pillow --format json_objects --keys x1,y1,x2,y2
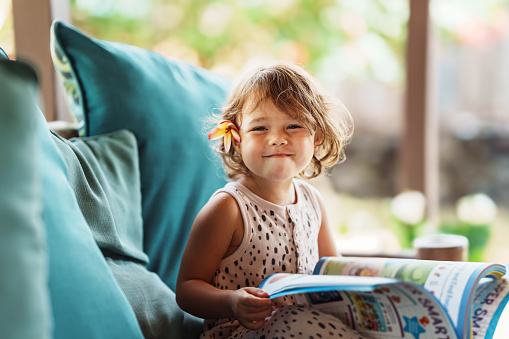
[
  {"x1": 41, "y1": 116, "x2": 144, "y2": 339},
  {"x1": 0, "y1": 60, "x2": 144, "y2": 338},
  {"x1": 51, "y1": 129, "x2": 147, "y2": 263},
  {"x1": 0, "y1": 60, "x2": 50, "y2": 339},
  {"x1": 51, "y1": 20, "x2": 231, "y2": 290}
]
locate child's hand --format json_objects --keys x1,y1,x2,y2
[{"x1": 229, "y1": 287, "x2": 274, "y2": 330}]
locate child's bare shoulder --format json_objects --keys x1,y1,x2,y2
[
  {"x1": 207, "y1": 191, "x2": 239, "y2": 212},
  {"x1": 194, "y1": 191, "x2": 242, "y2": 231}
]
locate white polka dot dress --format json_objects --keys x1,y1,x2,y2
[{"x1": 202, "y1": 180, "x2": 366, "y2": 339}]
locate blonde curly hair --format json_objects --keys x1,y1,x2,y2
[{"x1": 210, "y1": 61, "x2": 353, "y2": 180}]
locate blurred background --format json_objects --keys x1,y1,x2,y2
[{"x1": 1, "y1": 0, "x2": 509, "y2": 262}]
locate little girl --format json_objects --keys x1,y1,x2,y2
[{"x1": 176, "y1": 62, "x2": 364, "y2": 338}]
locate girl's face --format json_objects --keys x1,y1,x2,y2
[{"x1": 233, "y1": 101, "x2": 319, "y2": 184}]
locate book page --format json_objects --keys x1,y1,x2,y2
[
  {"x1": 471, "y1": 276, "x2": 509, "y2": 339},
  {"x1": 317, "y1": 257, "x2": 506, "y2": 339},
  {"x1": 295, "y1": 281, "x2": 457, "y2": 339},
  {"x1": 259, "y1": 273, "x2": 398, "y2": 299},
  {"x1": 259, "y1": 272, "x2": 457, "y2": 338}
]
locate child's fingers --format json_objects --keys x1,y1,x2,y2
[
  {"x1": 242, "y1": 303, "x2": 273, "y2": 315},
  {"x1": 241, "y1": 288, "x2": 272, "y2": 307},
  {"x1": 238, "y1": 298, "x2": 273, "y2": 317},
  {"x1": 230, "y1": 287, "x2": 274, "y2": 329},
  {"x1": 241, "y1": 298, "x2": 272, "y2": 312},
  {"x1": 243, "y1": 287, "x2": 270, "y2": 298}
]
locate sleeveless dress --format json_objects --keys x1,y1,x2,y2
[{"x1": 202, "y1": 179, "x2": 365, "y2": 339}]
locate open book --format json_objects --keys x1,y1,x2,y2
[{"x1": 258, "y1": 257, "x2": 509, "y2": 339}]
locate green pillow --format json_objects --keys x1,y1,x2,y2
[
  {"x1": 0, "y1": 60, "x2": 144, "y2": 338},
  {"x1": 51, "y1": 129, "x2": 147, "y2": 263},
  {"x1": 0, "y1": 60, "x2": 50, "y2": 339},
  {"x1": 51, "y1": 20, "x2": 231, "y2": 290},
  {"x1": 51, "y1": 129, "x2": 203, "y2": 338},
  {"x1": 106, "y1": 257, "x2": 204, "y2": 339},
  {"x1": 41, "y1": 121, "x2": 143, "y2": 339}
]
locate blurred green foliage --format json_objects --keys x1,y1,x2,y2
[
  {"x1": 69, "y1": 0, "x2": 408, "y2": 82},
  {"x1": 2, "y1": 0, "x2": 508, "y2": 82}
]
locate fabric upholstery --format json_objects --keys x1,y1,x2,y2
[
  {"x1": 41, "y1": 89, "x2": 144, "y2": 339},
  {"x1": 106, "y1": 257, "x2": 204, "y2": 339},
  {"x1": 0, "y1": 59, "x2": 51, "y2": 339},
  {"x1": 51, "y1": 129, "x2": 147, "y2": 263},
  {"x1": 0, "y1": 58, "x2": 144, "y2": 338},
  {"x1": 51, "y1": 20, "x2": 231, "y2": 291},
  {"x1": 51, "y1": 129, "x2": 203, "y2": 338}
]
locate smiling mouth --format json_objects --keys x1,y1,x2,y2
[{"x1": 265, "y1": 153, "x2": 293, "y2": 158}]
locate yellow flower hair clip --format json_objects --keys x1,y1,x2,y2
[{"x1": 208, "y1": 120, "x2": 241, "y2": 152}]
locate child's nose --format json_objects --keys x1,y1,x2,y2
[{"x1": 270, "y1": 133, "x2": 287, "y2": 146}]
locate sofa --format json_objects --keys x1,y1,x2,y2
[{"x1": 0, "y1": 20, "x2": 232, "y2": 339}]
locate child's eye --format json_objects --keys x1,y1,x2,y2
[
  {"x1": 287, "y1": 124, "x2": 303, "y2": 130},
  {"x1": 252, "y1": 126, "x2": 267, "y2": 131}
]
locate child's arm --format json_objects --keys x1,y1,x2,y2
[
  {"x1": 316, "y1": 191, "x2": 340, "y2": 258},
  {"x1": 176, "y1": 192, "x2": 273, "y2": 329}
]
